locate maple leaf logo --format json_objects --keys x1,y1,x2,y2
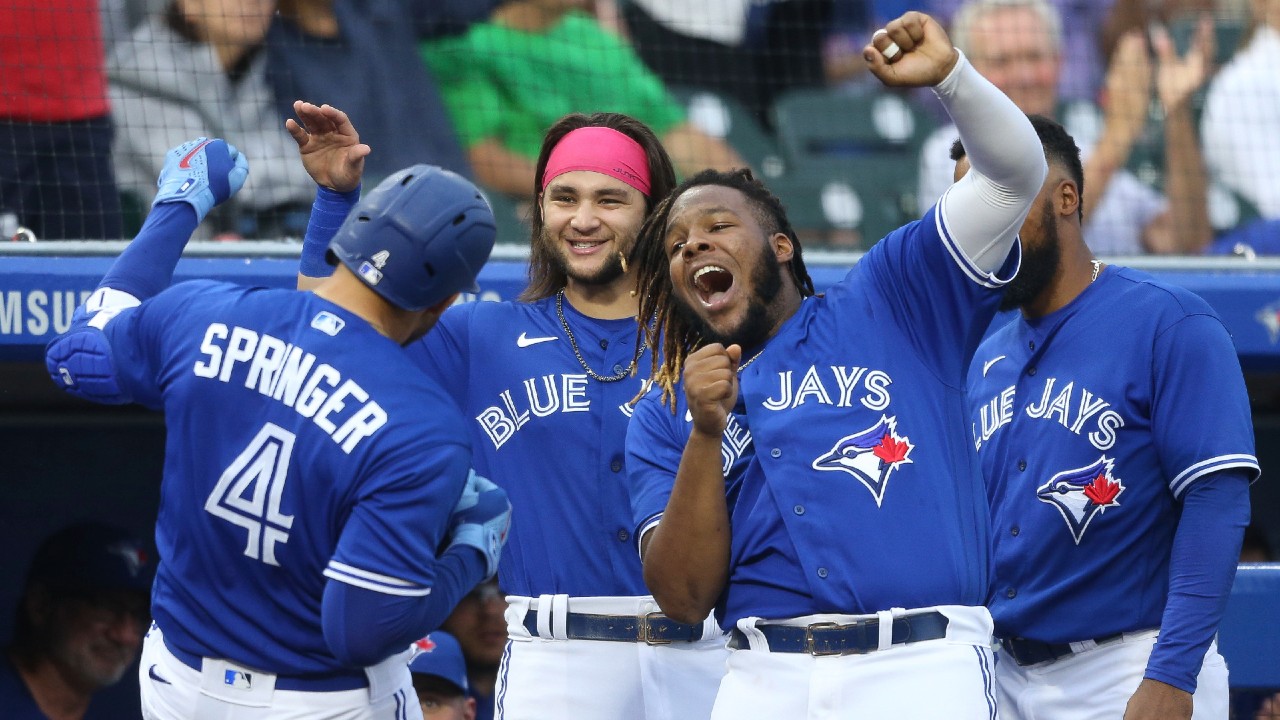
[
  {"x1": 414, "y1": 637, "x2": 437, "y2": 652},
  {"x1": 873, "y1": 433, "x2": 911, "y2": 465},
  {"x1": 1083, "y1": 473, "x2": 1122, "y2": 506}
]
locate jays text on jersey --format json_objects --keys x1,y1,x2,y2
[
  {"x1": 967, "y1": 265, "x2": 1260, "y2": 643},
  {"x1": 80, "y1": 280, "x2": 471, "y2": 678},
  {"x1": 408, "y1": 296, "x2": 652, "y2": 598},
  {"x1": 629, "y1": 204, "x2": 1018, "y2": 629}
]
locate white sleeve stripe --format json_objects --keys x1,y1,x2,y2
[
  {"x1": 322, "y1": 568, "x2": 432, "y2": 597},
  {"x1": 86, "y1": 287, "x2": 142, "y2": 330},
  {"x1": 935, "y1": 191, "x2": 1013, "y2": 289},
  {"x1": 1169, "y1": 455, "x2": 1261, "y2": 498},
  {"x1": 326, "y1": 561, "x2": 419, "y2": 588},
  {"x1": 636, "y1": 515, "x2": 663, "y2": 558}
]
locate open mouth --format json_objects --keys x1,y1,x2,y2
[{"x1": 693, "y1": 265, "x2": 734, "y2": 307}]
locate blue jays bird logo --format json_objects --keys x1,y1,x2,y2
[
  {"x1": 1036, "y1": 455, "x2": 1125, "y2": 544},
  {"x1": 812, "y1": 415, "x2": 913, "y2": 507}
]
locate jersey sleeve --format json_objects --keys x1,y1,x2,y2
[
  {"x1": 625, "y1": 388, "x2": 690, "y2": 555},
  {"x1": 52, "y1": 281, "x2": 213, "y2": 410},
  {"x1": 407, "y1": 302, "x2": 474, "y2": 409},
  {"x1": 844, "y1": 207, "x2": 1017, "y2": 383},
  {"x1": 1150, "y1": 311, "x2": 1260, "y2": 498},
  {"x1": 324, "y1": 432, "x2": 471, "y2": 596}
]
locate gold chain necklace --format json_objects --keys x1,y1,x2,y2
[
  {"x1": 737, "y1": 346, "x2": 765, "y2": 373},
  {"x1": 555, "y1": 289, "x2": 645, "y2": 383}
]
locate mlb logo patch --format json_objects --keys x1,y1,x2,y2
[
  {"x1": 358, "y1": 261, "x2": 383, "y2": 286},
  {"x1": 311, "y1": 311, "x2": 346, "y2": 336},
  {"x1": 223, "y1": 669, "x2": 253, "y2": 690}
]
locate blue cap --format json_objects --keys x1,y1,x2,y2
[
  {"x1": 28, "y1": 521, "x2": 153, "y2": 593},
  {"x1": 408, "y1": 631, "x2": 469, "y2": 693}
]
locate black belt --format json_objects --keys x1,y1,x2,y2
[
  {"x1": 522, "y1": 611, "x2": 704, "y2": 644},
  {"x1": 728, "y1": 611, "x2": 950, "y2": 656},
  {"x1": 1000, "y1": 633, "x2": 1128, "y2": 666}
]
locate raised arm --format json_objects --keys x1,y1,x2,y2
[
  {"x1": 45, "y1": 139, "x2": 248, "y2": 404},
  {"x1": 286, "y1": 101, "x2": 370, "y2": 288},
  {"x1": 869, "y1": 12, "x2": 1046, "y2": 274}
]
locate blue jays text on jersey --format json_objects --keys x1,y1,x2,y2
[
  {"x1": 628, "y1": 206, "x2": 1020, "y2": 629},
  {"x1": 408, "y1": 295, "x2": 653, "y2": 599},
  {"x1": 967, "y1": 265, "x2": 1260, "y2": 644},
  {"x1": 58, "y1": 280, "x2": 472, "y2": 679}
]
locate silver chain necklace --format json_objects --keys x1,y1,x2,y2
[
  {"x1": 555, "y1": 289, "x2": 645, "y2": 383},
  {"x1": 1090, "y1": 259, "x2": 1103, "y2": 283},
  {"x1": 737, "y1": 347, "x2": 765, "y2": 373}
]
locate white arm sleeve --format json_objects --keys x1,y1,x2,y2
[{"x1": 933, "y1": 52, "x2": 1047, "y2": 273}]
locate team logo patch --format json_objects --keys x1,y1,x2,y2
[
  {"x1": 812, "y1": 415, "x2": 913, "y2": 507},
  {"x1": 1036, "y1": 455, "x2": 1125, "y2": 544},
  {"x1": 1256, "y1": 300, "x2": 1280, "y2": 344},
  {"x1": 107, "y1": 541, "x2": 149, "y2": 578},
  {"x1": 414, "y1": 636, "x2": 438, "y2": 653}
]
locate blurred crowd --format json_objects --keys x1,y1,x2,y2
[{"x1": 1, "y1": 0, "x2": 1278, "y2": 252}]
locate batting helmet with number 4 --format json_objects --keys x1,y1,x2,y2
[{"x1": 328, "y1": 165, "x2": 497, "y2": 311}]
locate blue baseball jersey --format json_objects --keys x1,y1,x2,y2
[
  {"x1": 628, "y1": 206, "x2": 1018, "y2": 628},
  {"x1": 967, "y1": 265, "x2": 1260, "y2": 643},
  {"x1": 87, "y1": 280, "x2": 470, "y2": 676},
  {"x1": 408, "y1": 295, "x2": 652, "y2": 598}
]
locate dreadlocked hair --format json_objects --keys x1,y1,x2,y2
[
  {"x1": 520, "y1": 112, "x2": 677, "y2": 302},
  {"x1": 631, "y1": 168, "x2": 816, "y2": 412}
]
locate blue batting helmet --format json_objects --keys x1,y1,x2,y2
[{"x1": 327, "y1": 165, "x2": 497, "y2": 311}]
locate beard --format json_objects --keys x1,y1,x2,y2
[
  {"x1": 675, "y1": 240, "x2": 784, "y2": 350},
  {"x1": 542, "y1": 227, "x2": 629, "y2": 287},
  {"x1": 1000, "y1": 198, "x2": 1061, "y2": 312}
]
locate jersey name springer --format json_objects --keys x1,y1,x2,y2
[{"x1": 193, "y1": 323, "x2": 388, "y2": 453}]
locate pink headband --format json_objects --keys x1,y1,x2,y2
[{"x1": 541, "y1": 127, "x2": 651, "y2": 196}]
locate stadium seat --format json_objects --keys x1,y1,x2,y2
[
  {"x1": 770, "y1": 87, "x2": 936, "y2": 166},
  {"x1": 672, "y1": 85, "x2": 787, "y2": 179},
  {"x1": 771, "y1": 155, "x2": 919, "y2": 250}
]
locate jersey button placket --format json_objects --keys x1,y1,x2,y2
[
  {"x1": 610, "y1": 459, "x2": 622, "y2": 473},
  {"x1": 617, "y1": 529, "x2": 629, "y2": 542},
  {"x1": 1018, "y1": 460, "x2": 1027, "y2": 472},
  {"x1": 770, "y1": 448, "x2": 782, "y2": 458},
  {"x1": 1010, "y1": 525, "x2": 1020, "y2": 536},
  {"x1": 1006, "y1": 588, "x2": 1017, "y2": 599},
  {"x1": 817, "y1": 567, "x2": 828, "y2": 579}
]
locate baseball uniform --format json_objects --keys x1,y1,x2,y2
[
  {"x1": 408, "y1": 296, "x2": 728, "y2": 720},
  {"x1": 967, "y1": 264, "x2": 1259, "y2": 719},
  {"x1": 625, "y1": 49, "x2": 1049, "y2": 720}
]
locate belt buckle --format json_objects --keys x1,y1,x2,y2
[
  {"x1": 805, "y1": 621, "x2": 858, "y2": 656},
  {"x1": 639, "y1": 611, "x2": 675, "y2": 645}
]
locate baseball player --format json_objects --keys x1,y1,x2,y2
[
  {"x1": 290, "y1": 102, "x2": 729, "y2": 719},
  {"x1": 44, "y1": 137, "x2": 513, "y2": 719},
  {"x1": 958, "y1": 117, "x2": 1258, "y2": 719},
  {"x1": 624, "y1": 13, "x2": 1046, "y2": 718}
]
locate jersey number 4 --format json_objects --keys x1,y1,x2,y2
[{"x1": 204, "y1": 423, "x2": 296, "y2": 566}]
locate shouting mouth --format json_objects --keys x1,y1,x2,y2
[{"x1": 693, "y1": 265, "x2": 735, "y2": 308}]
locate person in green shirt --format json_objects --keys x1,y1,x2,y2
[{"x1": 421, "y1": 0, "x2": 744, "y2": 197}]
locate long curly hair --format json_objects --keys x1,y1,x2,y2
[
  {"x1": 630, "y1": 168, "x2": 816, "y2": 411},
  {"x1": 519, "y1": 112, "x2": 678, "y2": 302}
]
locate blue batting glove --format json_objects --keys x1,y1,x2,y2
[
  {"x1": 153, "y1": 138, "x2": 250, "y2": 222},
  {"x1": 448, "y1": 471, "x2": 512, "y2": 580}
]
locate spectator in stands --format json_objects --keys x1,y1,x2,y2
[
  {"x1": 439, "y1": 579, "x2": 506, "y2": 720},
  {"x1": 266, "y1": 0, "x2": 497, "y2": 186},
  {"x1": 926, "y1": 0, "x2": 1113, "y2": 104},
  {"x1": 420, "y1": 0, "x2": 745, "y2": 198},
  {"x1": 917, "y1": 0, "x2": 1214, "y2": 254},
  {"x1": 619, "y1": 0, "x2": 833, "y2": 127},
  {"x1": 409, "y1": 632, "x2": 477, "y2": 720},
  {"x1": 1201, "y1": 0, "x2": 1280, "y2": 220},
  {"x1": 0, "y1": 0, "x2": 124, "y2": 240},
  {"x1": 109, "y1": 0, "x2": 318, "y2": 239},
  {"x1": 1232, "y1": 524, "x2": 1280, "y2": 720},
  {"x1": 0, "y1": 521, "x2": 153, "y2": 720}
]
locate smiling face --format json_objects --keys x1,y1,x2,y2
[
  {"x1": 538, "y1": 170, "x2": 648, "y2": 291},
  {"x1": 664, "y1": 185, "x2": 796, "y2": 348}
]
